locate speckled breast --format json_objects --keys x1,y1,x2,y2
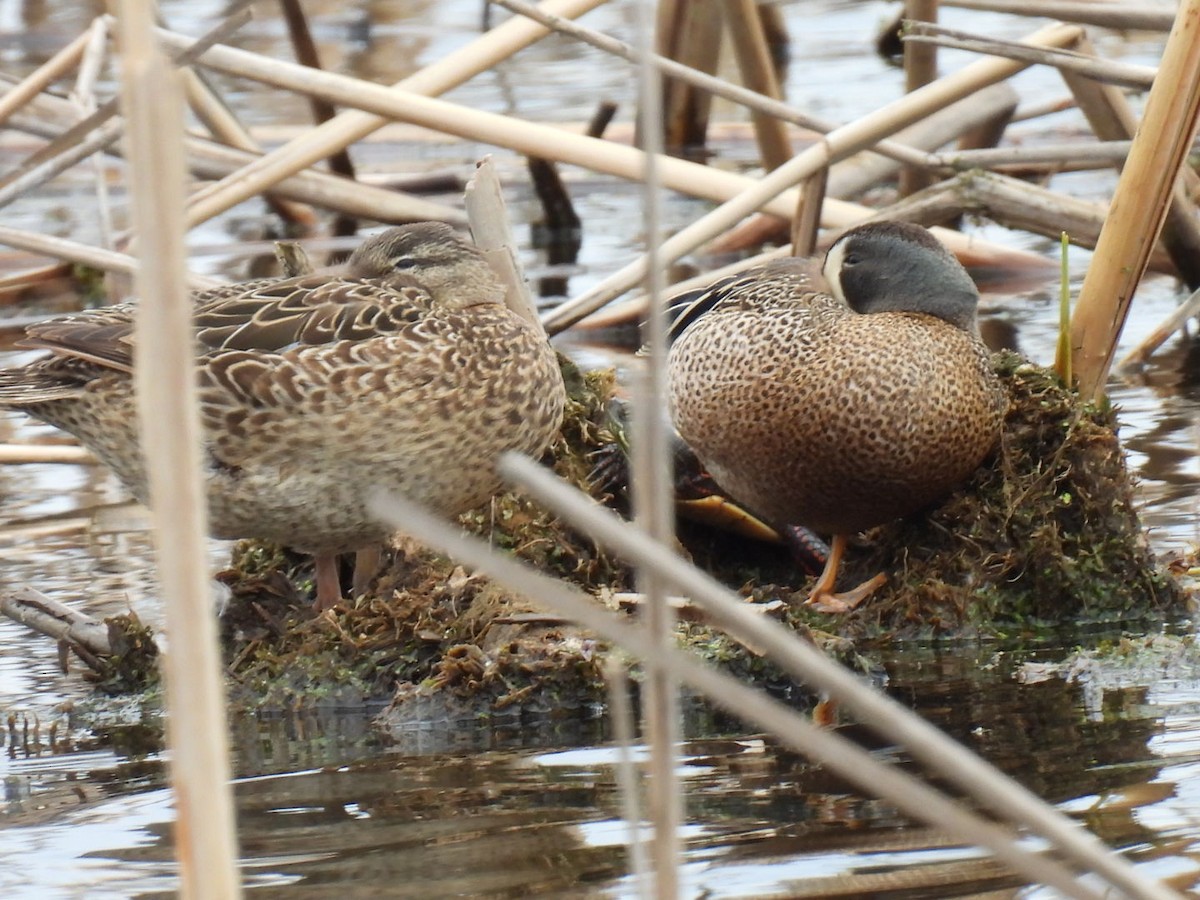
[{"x1": 668, "y1": 303, "x2": 1006, "y2": 535}]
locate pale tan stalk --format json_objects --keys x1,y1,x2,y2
[
  {"x1": 182, "y1": 0, "x2": 609, "y2": 230},
  {"x1": 1068, "y1": 2, "x2": 1200, "y2": 398},
  {"x1": 0, "y1": 223, "x2": 219, "y2": 289},
  {"x1": 546, "y1": 21, "x2": 1081, "y2": 331},
  {"x1": 939, "y1": 0, "x2": 1175, "y2": 30},
  {"x1": 116, "y1": 2, "x2": 240, "y2": 896},
  {"x1": 0, "y1": 444, "x2": 96, "y2": 464},
  {"x1": 0, "y1": 27, "x2": 91, "y2": 126},
  {"x1": 724, "y1": 0, "x2": 792, "y2": 169},
  {"x1": 901, "y1": 0, "x2": 939, "y2": 195}
]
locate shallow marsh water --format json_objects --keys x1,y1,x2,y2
[{"x1": 2, "y1": 0, "x2": 1200, "y2": 896}]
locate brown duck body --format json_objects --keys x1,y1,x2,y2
[
  {"x1": 668, "y1": 221, "x2": 1009, "y2": 583},
  {"x1": 0, "y1": 224, "x2": 565, "y2": 562},
  {"x1": 669, "y1": 258, "x2": 1002, "y2": 535}
]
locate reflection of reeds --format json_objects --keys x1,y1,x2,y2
[{"x1": 1, "y1": 0, "x2": 1196, "y2": 896}]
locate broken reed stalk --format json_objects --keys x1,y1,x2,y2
[
  {"x1": 901, "y1": 0, "x2": 939, "y2": 196},
  {"x1": 939, "y1": 0, "x2": 1176, "y2": 31},
  {"x1": 0, "y1": 223, "x2": 220, "y2": 289},
  {"x1": 182, "y1": 0, "x2": 610, "y2": 231},
  {"x1": 904, "y1": 22, "x2": 1156, "y2": 90},
  {"x1": 367, "y1": 482, "x2": 1162, "y2": 900},
  {"x1": 1067, "y1": 1, "x2": 1200, "y2": 400},
  {"x1": 0, "y1": 444, "x2": 96, "y2": 464},
  {"x1": 546, "y1": 21, "x2": 1082, "y2": 331},
  {"x1": 630, "y1": 3, "x2": 681, "y2": 889},
  {"x1": 655, "y1": 0, "x2": 722, "y2": 155},
  {"x1": 723, "y1": 0, "x2": 792, "y2": 170},
  {"x1": 115, "y1": 1, "x2": 240, "y2": 896},
  {"x1": 463, "y1": 156, "x2": 541, "y2": 331},
  {"x1": 0, "y1": 587, "x2": 113, "y2": 663},
  {"x1": 492, "y1": 454, "x2": 1178, "y2": 900},
  {"x1": 930, "y1": 140, "x2": 1133, "y2": 169}
]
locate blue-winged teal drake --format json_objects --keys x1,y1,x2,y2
[
  {"x1": 667, "y1": 220, "x2": 1006, "y2": 612},
  {"x1": 0, "y1": 223, "x2": 566, "y2": 611}
]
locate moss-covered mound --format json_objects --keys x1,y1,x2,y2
[
  {"x1": 98, "y1": 351, "x2": 1183, "y2": 715},
  {"x1": 676, "y1": 350, "x2": 1184, "y2": 642},
  {"x1": 837, "y1": 351, "x2": 1182, "y2": 636}
]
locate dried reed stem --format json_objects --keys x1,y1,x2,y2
[
  {"x1": 939, "y1": 0, "x2": 1175, "y2": 30},
  {"x1": 1119, "y1": 284, "x2": 1200, "y2": 370},
  {"x1": 724, "y1": 0, "x2": 792, "y2": 169},
  {"x1": 546, "y1": 21, "x2": 1082, "y2": 331},
  {"x1": 0, "y1": 223, "x2": 219, "y2": 289},
  {"x1": 1068, "y1": 2, "x2": 1200, "y2": 398},
  {"x1": 464, "y1": 157, "x2": 541, "y2": 332},
  {"x1": 631, "y1": 3, "x2": 681, "y2": 890},
  {"x1": 116, "y1": 1, "x2": 240, "y2": 896},
  {"x1": 901, "y1": 0, "x2": 939, "y2": 195},
  {"x1": 182, "y1": 0, "x2": 609, "y2": 230},
  {"x1": 602, "y1": 658, "x2": 651, "y2": 900},
  {"x1": 904, "y1": 21, "x2": 1156, "y2": 89},
  {"x1": 0, "y1": 26, "x2": 91, "y2": 127},
  {"x1": 930, "y1": 140, "x2": 1132, "y2": 169},
  {"x1": 0, "y1": 444, "x2": 96, "y2": 464}
]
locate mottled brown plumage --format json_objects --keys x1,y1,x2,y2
[
  {"x1": 667, "y1": 221, "x2": 1006, "y2": 612},
  {"x1": 0, "y1": 223, "x2": 566, "y2": 610}
]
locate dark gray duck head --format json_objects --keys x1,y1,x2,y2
[{"x1": 822, "y1": 221, "x2": 981, "y2": 334}]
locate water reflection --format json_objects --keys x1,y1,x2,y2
[{"x1": 5, "y1": 645, "x2": 1200, "y2": 896}]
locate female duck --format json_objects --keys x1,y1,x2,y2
[
  {"x1": 668, "y1": 221, "x2": 1006, "y2": 612},
  {"x1": 0, "y1": 223, "x2": 566, "y2": 611}
]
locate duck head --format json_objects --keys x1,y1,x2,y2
[{"x1": 822, "y1": 221, "x2": 981, "y2": 334}]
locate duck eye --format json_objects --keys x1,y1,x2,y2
[
  {"x1": 842, "y1": 252, "x2": 861, "y2": 268},
  {"x1": 390, "y1": 254, "x2": 418, "y2": 271}
]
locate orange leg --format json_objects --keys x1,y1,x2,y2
[
  {"x1": 313, "y1": 552, "x2": 343, "y2": 612},
  {"x1": 803, "y1": 534, "x2": 887, "y2": 614}
]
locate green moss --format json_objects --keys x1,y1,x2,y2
[{"x1": 86, "y1": 613, "x2": 161, "y2": 695}]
